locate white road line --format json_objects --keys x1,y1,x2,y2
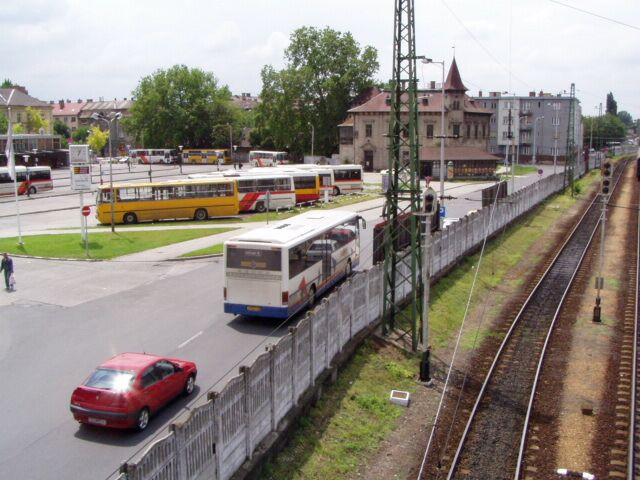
[{"x1": 178, "y1": 331, "x2": 203, "y2": 349}]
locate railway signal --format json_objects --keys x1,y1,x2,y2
[
  {"x1": 601, "y1": 161, "x2": 612, "y2": 195},
  {"x1": 423, "y1": 187, "x2": 437, "y2": 215}
]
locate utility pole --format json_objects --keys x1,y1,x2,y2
[
  {"x1": 382, "y1": 0, "x2": 423, "y2": 351},
  {"x1": 507, "y1": 106, "x2": 514, "y2": 193},
  {"x1": 565, "y1": 83, "x2": 577, "y2": 195}
]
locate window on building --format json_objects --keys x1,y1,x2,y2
[
  {"x1": 523, "y1": 102, "x2": 531, "y2": 111},
  {"x1": 553, "y1": 102, "x2": 561, "y2": 111},
  {"x1": 503, "y1": 116, "x2": 510, "y2": 125},
  {"x1": 452, "y1": 124, "x2": 460, "y2": 137},
  {"x1": 16, "y1": 112, "x2": 21, "y2": 122},
  {"x1": 474, "y1": 124, "x2": 479, "y2": 139},
  {"x1": 426, "y1": 124, "x2": 434, "y2": 138},
  {"x1": 552, "y1": 116, "x2": 560, "y2": 126},
  {"x1": 365, "y1": 124, "x2": 372, "y2": 137},
  {"x1": 502, "y1": 131, "x2": 508, "y2": 140},
  {"x1": 466, "y1": 124, "x2": 470, "y2": 138},
  {"x1": 482, "y1": 125, "x2": 486, "y2": 138}
]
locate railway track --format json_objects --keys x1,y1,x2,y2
[
  {"x1": 442, "y1": 161, "x2": 628, "y2": 479},
  {"x1": 629, "y1": 167, "x2": 639, "y2": 479}
]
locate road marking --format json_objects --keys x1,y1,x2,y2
[{"x1": 178, "y1": 331, "x2": 203, "y2": 349}]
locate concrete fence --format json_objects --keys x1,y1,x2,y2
[{"x1": 118, "y1": 172, "x2": 568, "y2": 480}]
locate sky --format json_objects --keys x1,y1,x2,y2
[{"x1": 1, "y1": 0, "x2": 638, "y2": 118}]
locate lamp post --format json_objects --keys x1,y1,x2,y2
[
  {"x1": 309, "y1": 123, "x2": 315, "y2": 159},
  {"x1": 553, "y1": 122, "x2": 558, "y2": 175},
  {"x1": 178, "y1": 145, "x2": 183, "y2": 174},
  {"x1": 422, "y1": 58, "x2": 446, "y2": 210},
  {"x1": 92, "y1": 111, "x2": 122, "y2": 232},
  {"x1": 532, "y1": 116, "x2": 544, "y2": 165}
]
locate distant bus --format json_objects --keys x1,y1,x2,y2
[
  {"x1": 182, "y1": 149, "x2": 231, "y2": 165},
  {"x1": 130, "y1": 149, "x2": 178, "y2": 164},
  {"x1": 246, "y1": 167, "x2": 320, "y2": 203},
  {"x1": 0, "y1": 166, "x2": 53, "y2": 196},
  {"x1": 248, "y1": 150, "x2": 288, "y2": 167},
  {"x1": 95, "y1": 178, "x2": 238, "y2": 224},
  {"x1": 327, "y1": 165, "x2": 363, "y2": 195},
  {"x1": 223, "y1": 210, "x2": 366, "y2": 318},
  {"x1": 189, "y1": 172, "x2": 296, "y2": 213}
]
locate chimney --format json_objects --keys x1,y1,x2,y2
[
  {"x1": 538, "y1": 90, "x2": 543, "y2": 97},
  {"x1": 77, "y1": 99, "x2": 83, "y2": 103},
  {"x1": 430, "y1": 81, "x2": 436, "y2": 89},
  {"x1": 529, "y1": 91, "x2": 535, "y2": 97},
  {"x1": 66, "y1": 99, "x2": 71, "y2": 103},
  {"x1": 123, "y1": 97, "x2": 127, "y2": 101},
  {"x1": 479, "y1": 90, "x2": 483, "y2": 97},
  {"x1": 58, "y1": 100, "x2": 64, "y2": 109},
  {"x1": 49, "y1": 100, "x2": 54, "y2": 104},
  {"x1": 87, "y1": 98, "x2": 93, "y2": 102}
]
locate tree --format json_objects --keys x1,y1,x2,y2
[
  {"x1": 87, "y1": 126, "x2": 109, "y2": 156},
  {"x1": 71, "y1": 126, "x2": 90, "y2": 143},
  {"x1": 606, "y1": 92, "x2": 617, "y2": 116},
  {"x1": 256, "y1": 26, "x2": 379, "y2": 158},
  {"x1": 12, "y1": 123, "x2": 25, "y2": 134},
  {"x1": 53, "y1": 120, "x2": 71, "y2": 139},
  {"x1": 1, "y1": 79, "x2": 15, "y2": 88},
  {"x1": 617, "y1": 110, "x2": 633, "y2": 127},
  {"x1": 123, "y1": 65, "x2": 234, "y2": 148},
  {"x1": 582, "y1": 113, "x2": 626, "y2": 149},
  {"x1": 24, "y1": 106, "x2": 49, "y2": 133}
]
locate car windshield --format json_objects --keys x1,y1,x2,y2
[
  {"x1": 85, "y1": 368, "x2": 135, "y2": 391},
  {"x1": 309, "y1": 243, "x2": 330, "y2": 251}
]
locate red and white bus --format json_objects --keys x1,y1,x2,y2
[
  {"x1": 248, "y1": 150, "x2": 288, "y2": 167},
  {"x1": 130, "y1": 149, "x2": 178, "y2": 164},
  {"x1": 0, "y1": 166, "x2": 53, "y2": 196},
  {"x1": 327, "y1": 165, "x2": 363, "y2": 195},
  {"x1": 246, "y1": 167, "x2": 320, "y2": 204}
]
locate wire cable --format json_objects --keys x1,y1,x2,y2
[{"x1": 549, "y1": 0, "x2": 640, "y2": 31}]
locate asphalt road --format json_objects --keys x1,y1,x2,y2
[{"x1": 0, "y1": 163, "x2": 560, "y2": 479}]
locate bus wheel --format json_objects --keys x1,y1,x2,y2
[
  {"x1": 346, "y1": 259, "x2": 352, "y2": 276},
  {"x1": 308, "y1": 285, "x2": 316, "y2": 309},
  {"x1": 123, "y1": 212, "x2": 137, "y2": 224},
  {"x1": 333, "y1": 186, "x2": 340, "y2": 196},
  {"x1": 28, "y1": 186, "x2": 37, "y2": 195},
  {"x1": 255, "y1": 202, "x2": 266, "y2": 213},
  {"x1": 194, "y1": 208, "x2": 208, "y2": 221}
]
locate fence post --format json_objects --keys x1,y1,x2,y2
[
  {"x1": 239, "y1": 365, "x2": 251, "y2": 459},
  {"x1": 288, "y1": 325, "x2": 298, "y2": 405},
  {"x1": 169, "y1": 423, "x2": 185, "y2": 480},
  {"x1": 267, "y1": 344, "x2": 276, "y2": 432},
  {"x1": 208, "y1": 391, "x2": 222, "y2": 480}
]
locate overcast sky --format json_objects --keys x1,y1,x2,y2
[{"x1": 1, "y1": 0, "x2": 638, "y2": 117}]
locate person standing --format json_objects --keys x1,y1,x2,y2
[{"x1": 0, "y1": 253, "x2": 14, "y2": 291}]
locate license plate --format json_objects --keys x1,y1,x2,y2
[
  {"x1": 247, "y1": 306, "x2": 262, "y2": 312},
  {"x1": 88, "y1": 417, "x2": 107, "y2": 426}
]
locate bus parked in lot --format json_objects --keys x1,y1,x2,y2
[
  {"x1": 246, "y1": 167, "x2": 320, "y2": 204},
  {"x1": 327, "y1": 165, "x2": 363, "y2": 195},
  {"x1": 129, "y1": 149, "x2": 178, "y2": 164},
  {"x1": 95, "y1": 178, "x2": 238, "y2": 224},
  {"x1": 182, "y1": 149, "x2": 231, "y2": 165},
  {"x1": 248, "y1": 150, "x2": 288, "y2": 167},
  {"x1": 0, "y1": 166, "x2": 53, "y2": 196},
  {"x1": 223, "y1": 210, "x2": 365, "y2": 318}
]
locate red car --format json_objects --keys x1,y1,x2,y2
[{"x1": 70, "y1": 353, "x2": 197, "y2": 431}]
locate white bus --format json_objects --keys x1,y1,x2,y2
[
  {"x1": 248, "y1": 150, "x2": 288, "y2": 167},
  {"x1": 0, "y1": 166, "x2": 53, "y2": 196},
  {"x1": 129, "y1": 149, "x2": 178, "y2": 164},
  {"x1": 327, "y1": 164, "x2": 364, "y2": 195},
  {"x1": 224, "y1": 210, "x2": 366, "y2": 318}
]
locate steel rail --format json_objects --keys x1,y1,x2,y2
[{"x1": 628, "y1": 165, "x2": 639, "y2": 479}]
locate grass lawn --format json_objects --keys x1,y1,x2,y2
[
  {"x1": 180, "y1": 243, "x2": 224, "y2": 257},
  {"x1": 0, "y1": 228, "x2": 236, "y2": 259},
  {"x1": 261, "y1": 340, "x2": 416, "y2": 480},
  {"x1": 262, "y1": 169, "x2": 603, "y2": 478}
]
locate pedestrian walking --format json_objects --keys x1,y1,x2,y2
[{"x1": 0, "y1": 252, "x2": 14, "y2": 291}]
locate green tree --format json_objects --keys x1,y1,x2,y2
[
  {"x1": 256, "y1": 26, "x2": 378, "y2": 158},
  {"x1": 0, "y1": 112, "x2": 7, "y2": 133},
  {"x1": 12, "y1": 123, "x2": 25, "y2": 134},
  {"x1": 71, "y1": 126, "x2": 90, "y2": 143},
  {"x1": 617, "y1": 110, "x2": 633, "y2": 127},
  {"x1": 87, "y1": 126, "x2": 109, "y2": 155},
  {"x1": 606, "y1": 92, "x2": 617, "y2": 115},
  {"x1": 24, "y1": 106, "x2": 49, "y2": 133},
  {"x1": 123, "y1": 65, "x2": 234, "y2": 148},
  {"x1": 53, "y1": 120, "x2": 71, "y2": 139},
  {"x1": 1, "y1": 79, "x2": 15, "y2": 88},
  {"x1": 582, "y1": 113, "x2": 626, "y2": 149}
]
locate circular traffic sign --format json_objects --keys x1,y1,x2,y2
[
  {"x1": 538, "y1": 169, "x2": 543, "y2": 175},
  {"x1": 81, "y1": 206, "x2": 91, "y2": 217}
]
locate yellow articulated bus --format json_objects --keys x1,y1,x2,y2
[
  {"x1": 182, "y1": 149, "x2": 232, "y2": 165},
  {"x1": 96, "y1": 178, "x2": 239, "y2": 224}
]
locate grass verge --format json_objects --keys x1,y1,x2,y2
[
  {"x1": 180, "y1": 243, "x2": 224, "y2": 257},
  {"x1": 263, "y1": 169, "x2": 603, "y2": 478},
  {"x1": 262, "y1": 340, "x2": 416, "y2": 480},
  {"x1": 0, "y1": 228, "x2": 235, "y2": 259}
]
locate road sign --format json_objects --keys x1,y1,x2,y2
[
  {"x1": 81, "y1": 206, "x2": 91, "y2": 216},
  {"x1": 71, "y1": 163, "x2": 92, "y2": 191},
  {"x1": 439, "y1": 206, "x2": 446, "y2": 218},
  {"x1": 538, "y1": 169, "x2": 543, "y2": 175},
  {"x1": 69, "y1": 145, "x2": 89, "y2": 164}
]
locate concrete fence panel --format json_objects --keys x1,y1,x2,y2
[
  {"x1": 125, "y1": 431, "x2": 178, "y2": 480},
  {"x1": 329, "y1": 288, "x2": 349, "y2": 352},
  {"x1": 270, "y1": 334, "x2": 293, "y2": 428},
  {"x1": 213, "y1": 374, "x2": 246, "y2": 480},
  {"x1": 351, "y1": 272, "x2": 368, "y2": 333},
  {"x1": 171, "y1": 400, "x2": 216, "y2": 480},
  {"x1": 291, "y1": 317, "x2": 311, "y2": 404},
  {"x1": 242, "y1": 351, "x2": 272, "y2": 459},
  {"x1": 310, "y1": 302, "x2": 328, "y2": 379},
  {"x1": 367, "y1": 264, "x2": 383, "y2": 322},
  {"x1": 325, "y1": 297, "x2": 340, "y2": 364},
  {"x1": 340, "y1": 279, "x2": 353, "y2": 345}
]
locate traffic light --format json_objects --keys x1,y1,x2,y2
[
  {"x1": 423, "y1": 187, "x2": 437, "y2": 215},
  {"x1": 601, "y1": 161, "x2": 612, "y2": 195}
]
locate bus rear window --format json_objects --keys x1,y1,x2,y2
[{"x1": 226, "y1": 247, "x2": 281, "y2": 271}]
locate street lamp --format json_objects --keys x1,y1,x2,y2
[
  {"x1": 308, "y1": 122, "x2": 315, "y2": 160},
  {"x1": 422, "y1": 58, "x2": 446, "y2": 211},
  {"x1": 92, "y1": 111, "x2": 122, "y2": 232},
  {"x1": 532, "y1": 116, "x2": 544, "y2": 165}
]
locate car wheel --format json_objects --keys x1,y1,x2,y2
[
  {"x1": 346, "y1": 259, "x2": 352, "y2": 276},
  {"x1": 123, "y1": 212, "x2": 137, "y2": 224},
  {"x1": 308, "y1": 285, "x2": 316, "y2": 309},
  {"x1": 28, "y1": 186, "x2": 37, "y2": 195},
  {"x1": 333, "y1": 186, "x2": 340, "y2": 196},
  {"x1": 255, "y1": 201, "x2": 266, "y2": 213},
  {"x1": 194, "y1": 208, "x2": 208, "y2": 221},
  {"x1": 183, "y1": 374, "x2": 195, "y2": 396},
  {"x1": 136, "y1": 408, "x2": 150, "y2": 431}
]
